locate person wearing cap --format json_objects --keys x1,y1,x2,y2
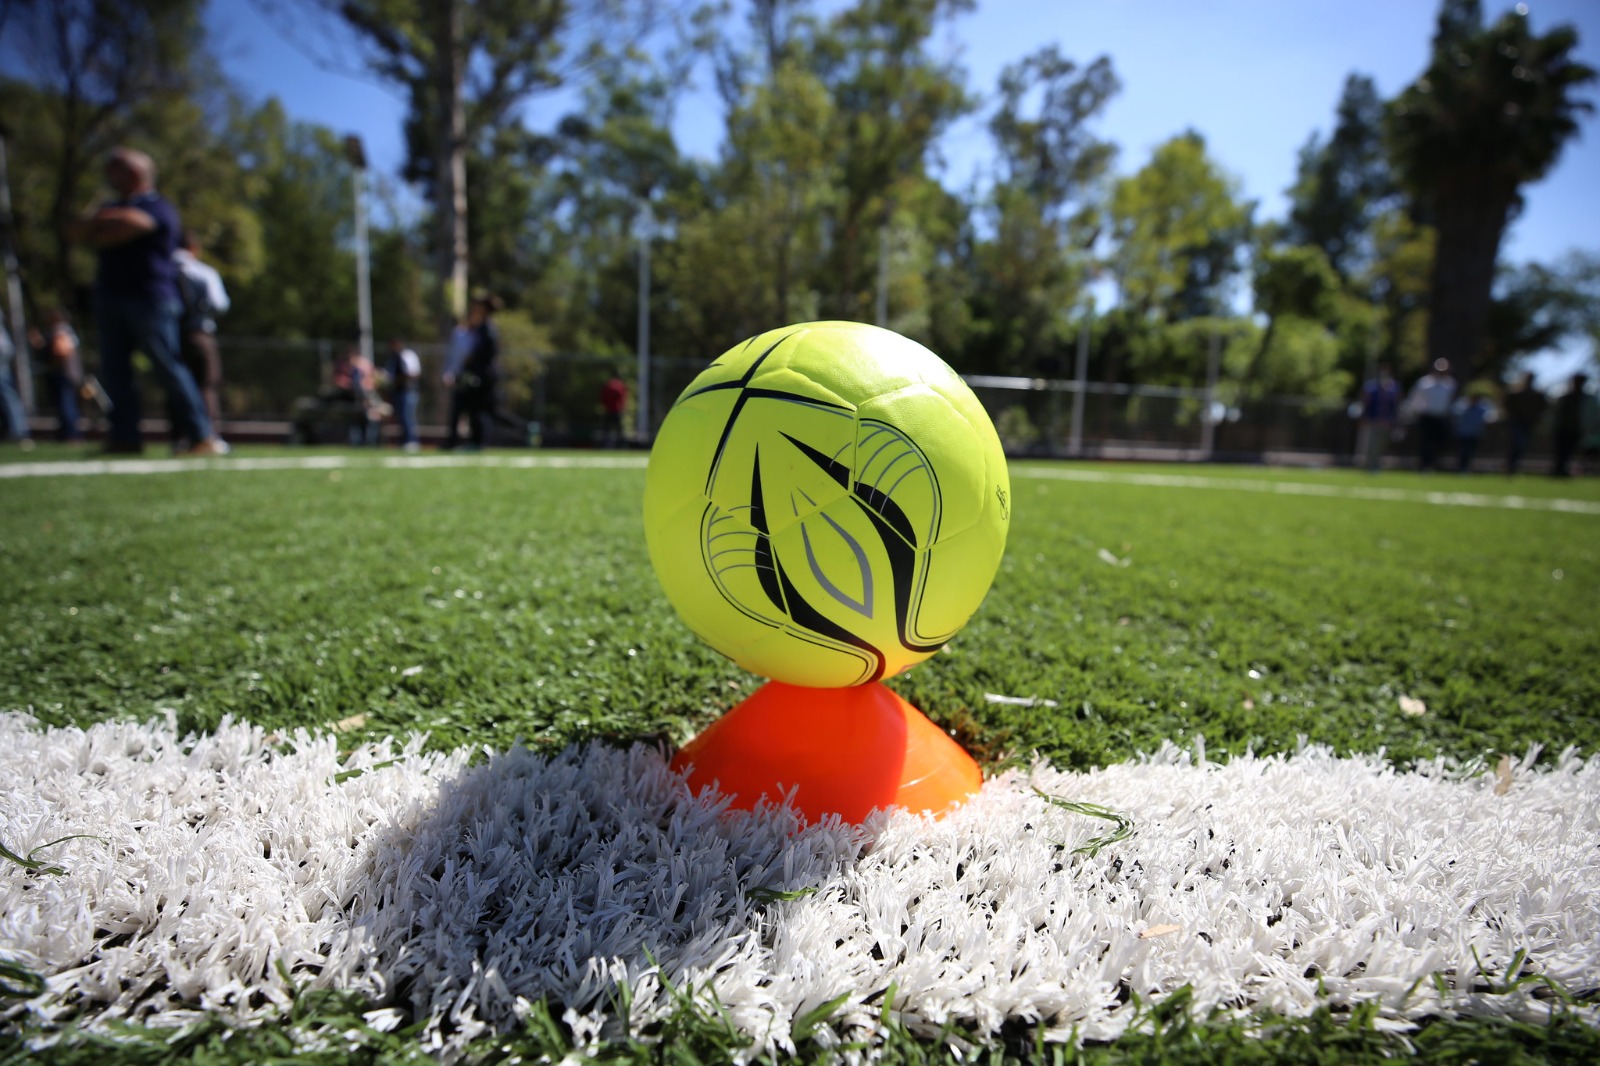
[{"x1": 64, "y1": 147, "x2": 221, "y2": 456}]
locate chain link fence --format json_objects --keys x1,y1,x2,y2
[{"x1": 27, "y1": 335, "x2": 1560, "y2": 469}]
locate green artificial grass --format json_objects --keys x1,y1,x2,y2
[
  {"x1": 2, "y1": 448, "x2": 1598, "y2": 1063},
  {"x1": 2, "y1": 452, "x2": 1596, "y2": 766}
]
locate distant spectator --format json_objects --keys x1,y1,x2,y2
[
  {"x1": 0, "y1": 312, "x2": 30, "y2": 448},
  {"x1": 329, "y1": 341, "x2": 381, "y2": 446},
  {"x1": 449, "y1": 292, "x2": 522, "y2": 451},
  {"x1": 1357, "y1": 363, "x2": 1401, "y2": 472},
  {"x1": 34, "y1": 310, "x2": 84, "y2": 443},
  {"x1": 386, "y1": 337, "x2": 422, "y2": 452},
  {"x1": 172, "y1": 231, "x2": 231, "y2": 450},
  {"x1": 599, "y1": 365, "x2": 629, "y2": 448},
  {"x1": 441, "y1": 316, "x2": 473, "y2": 448},
  {"x1": 1406, "y1": 358, "x2": 1457, "y2": 472},
  {"x1": 1551, "y1": 372, "x2": 1590, "y2": 477},
  {"x1": 1454, "y1": 392, "x2": 1493, "y2": 473},
  {"x1": 63, "y1": 147, "x2": 220, "y2": 456},
  {"x1": 1502, "y1": 371, "x2": 1546, "y2": 475}
]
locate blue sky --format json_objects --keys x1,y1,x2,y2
[{"x1": 208, "y1": 0, "x2": 1600, "y2": 373}]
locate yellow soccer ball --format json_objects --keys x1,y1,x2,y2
[{"x1": 643, "y1": 321, "x2": 1010, "y2": 688}]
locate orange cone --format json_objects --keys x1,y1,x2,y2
[{"x1": 671, "y1": 680, "x2": 982, "y2": 823}]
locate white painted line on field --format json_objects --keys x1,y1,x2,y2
[
  {"x1": 4, "y1": 453, "x2": 1596, "y2": 514},
  {"x1": 0, "y1": 453, "x2": 649, "y2": 480},
  {"x1": 1012, "y1": 466, "x2": 1600, "y2": 515},
  {"x1": 5, "y1": 715, "x2": 1597, "y2": 1055}
]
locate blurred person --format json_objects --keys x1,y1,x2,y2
[
  {"x1": 1551, "y1": 372, "x2": 1590, "y2": 477},
  {"x1": 453, "y1": 292, "x2": 516, "y2": 451},
  {"x1": 0, "y1": 312, "x2": 31, "y2": 448},
  {"x1": 33, "y1": 310, "x2": 84, "y2": 442},
  {"x1": 440, "y1": 315, "x2": 473, "y2": 449},
  {"x1": 171, "y1": 231, "x2": 231, "y2": 450},
  {"x1": 329, "y1": 340, "x2": 381, "y2": 446},
  {"x1": 63, "y1": 147, "x2": 220, "y2": 456},
  {"x1": 1502, "y1": 371, "x2": 1546, "y2": 475},
  {"x1": 1453, "y1": 391, "x2": 1493, "y2": 473},
  {"x1": 385, "y1": 336, "x2": 422, "y2": 452},
  {"x1": 1406, "y1": 358, "x2": 1456, "y2": 472},
  {"x1": 1357, "y1": 363, "x2": 1401, "y2": 472},
  {"x1": 598, "y1": 365, "x2": 628, "y2": 448}
]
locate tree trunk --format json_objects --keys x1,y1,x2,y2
[
  {"x1": 1425, "y1": 175, "x2": 1514, "y2": 386},
  {"x1": 433, "y1": 0, "x2": 469, "y2": 329}
]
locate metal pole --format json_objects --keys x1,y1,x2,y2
[
  {"x1": 875, "y1": 226, "x2": 890, "y2": 327},
  {"x1": 636, "y1": 198, "x2": 651, "y2": 442},
  {"x1": 1201, "y1": 324, "x2": 1221, "y2": 457},
  {"x1": 0, "y1": 130, "x2": 34, "y2": 411},
  {"x1": 352, "y1": 165, "x2": 373, "y2": 367},
  {"x1": 1068, "y1": 310, "x2": 1090, "y2": 456}
]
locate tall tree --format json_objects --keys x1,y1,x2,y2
[
  {"x1": 965, "y1": 46, "x2": 1118, "y2": 375},
  {"x1": 281, "y1": 0, "x2": 657, "y2": 327},
  {"x1": 3, "y1": 0, "x2": 207, "y2": 306},
  {"x1": 1285, "y1": 73, "x2": 1396, "y2": 280},
  {"x1": 1108, "y1": 131, "x2": 1252, "y2": 325},
  {"x1": 1385, "y1": 0, "x2": 1595, "y2": 381},
  {"x1": 809, "y1": 0, "x2": 974, "y2": 319}
]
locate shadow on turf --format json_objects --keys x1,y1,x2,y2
[{"x1": 343, "y1": 737, "x2": 873, "y2": 1048}]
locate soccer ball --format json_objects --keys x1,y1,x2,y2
[{"x1": 643, "y1": 321, "x2": 1010, "y2": 688}]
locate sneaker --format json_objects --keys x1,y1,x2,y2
[
  {"x1": 189, "y1": 438, "x2": 230, "y2": 457},
  {"x1": 403, "y1": 441, "x2": 420, "y2": 454}
]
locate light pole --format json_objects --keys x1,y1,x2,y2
[
  {"x1": 343, "y1": 135, "x2": 373, "y2": 368},
  {"x1": 1067, "y1": 298, "x2": 1093, "y2": 457},
  {"x1": 636, "y1": 196, "x2": 652, "y2": 443}
]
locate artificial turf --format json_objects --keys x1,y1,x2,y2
[{"x1": 1, "y1": 446, "x2": 1598, "y2": 1063}]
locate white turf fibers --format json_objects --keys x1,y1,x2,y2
[{"x1": 2, "y1": 713, "x2": 1597, "y2": 1058}]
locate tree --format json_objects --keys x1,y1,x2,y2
[
  {"x1": 1108, "y1": 131, "x2": 1252, "y2": 325},
  {"x1": 964, "y1": 46, "x2": 1118, "y2": 376},
  {"x1": 3, "y1": 0, "x2": 207, "y2": 306},
  {"x1": 1285, "y1": 74, "x2": 1397, "y2": 281},
  {"x1": 809, "y1": 0, "x2": 975, "y2": 319},
  {"x1": 277, "y1": 0, "x2": 659, "y2": 327},
  {"x1": 1385, "y1": 0, "x2": 1596, "y2": 382},
  {"x1": 1242, "y1": 242, "x2": 1345, "y2": 400},
  {"x1": 1486, "y1": 251, "x2": 1600, "y2": 380}
]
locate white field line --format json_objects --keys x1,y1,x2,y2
[
  {"x1": 0, "y1": 453, "x2": 649, "y2": 479},
  {"x1": 3, "y1": 452, "x2": 1597, "y2": 515},
  {"x1": 3, "y1": 714, "x2": 1597, "y2": 1057},
  {"x1": 1012, "y1": 465, "x2": 1600, "y2": 515}
]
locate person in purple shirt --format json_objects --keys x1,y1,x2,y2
[{"x1": 65, "y1": 148, "x2": 220, "y2": 455}]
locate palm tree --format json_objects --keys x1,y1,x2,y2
[{"x1": 1385, "y1": 0, "x2": 1595, "y2": 384}]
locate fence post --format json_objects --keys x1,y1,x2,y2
[
  {"x1": 1201, "y1": 325, "x2": 1221, "y2": 458},
  {"x1": 1067, "y1": 311, "x2": 1090, "y2": 457}
]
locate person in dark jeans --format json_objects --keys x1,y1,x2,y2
[
  {"x1": 1503, "y1": 371, "x2": 1546, "y2": 475},
  {"x1": 386, "y1": 337, "x2": 422, "y2": 452},
  {"x1": 64, "y1": 147, "x2": 218, "y2": 456},
  {"x1": 1551, "y1": 373, "x2": 1590, "y2": 477},
  {"x1": 452, "y1": 293, "x2": 522, "y2": 450},
  {"x1": 34, "y1": 310, "x2": 84, "y2": 442}
]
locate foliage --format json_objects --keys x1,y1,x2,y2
[
  {"x1": 963, "y1": 46, "x2": 1119, "y2": 376},
  {"x1": 1108, "y1": 132, "x2": 1253, "y2": 325},
  {"x1": 0, "y1": 0, "x2": 1595, "y2": 419},
  {"x1": 1284, "y1": 74, "x2": 1397, "y2": 281},
  {"x1": 1385, "y1": 0, "x2": 1597, "y2": 381}
]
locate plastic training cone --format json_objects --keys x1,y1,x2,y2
[{"x1": 671, "y1": 680, "x2": 982, "y2": 823}]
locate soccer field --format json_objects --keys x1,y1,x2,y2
[{"x1": 2, "y1": 450, "x2": 1598, "y2": 1063}]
